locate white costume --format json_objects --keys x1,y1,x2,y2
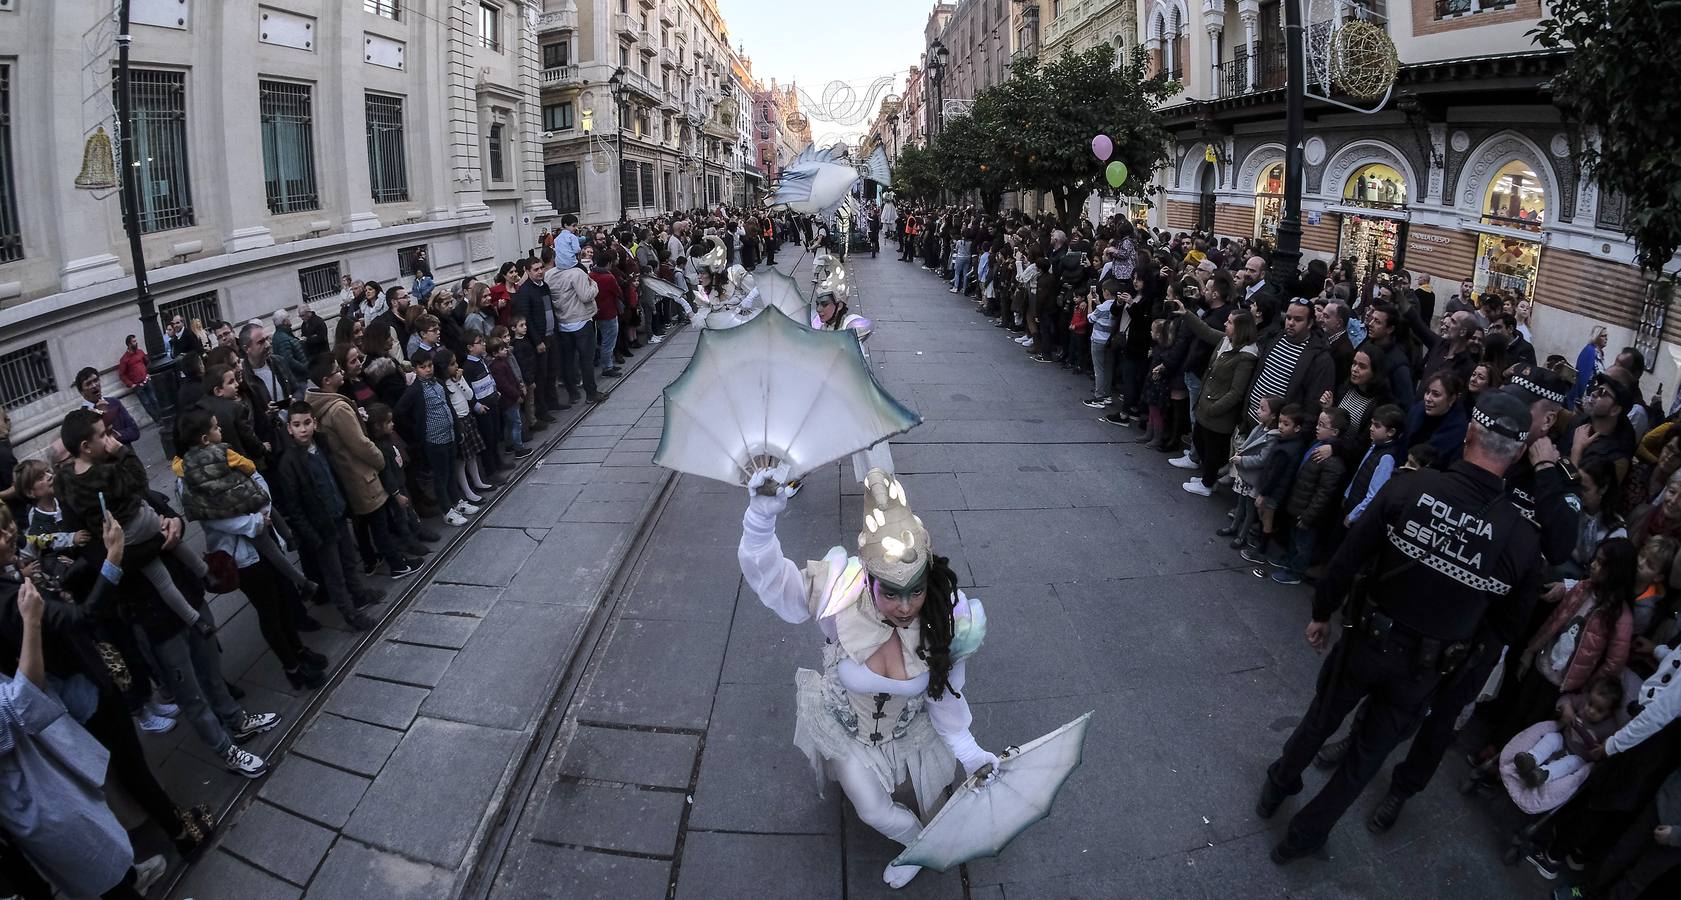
[
  {"x1": 738, "y1": 469, "x2": 993, "y2": 888},
  {"x1": 811, "y1": 300, "x2": 891, "y2": 482}
]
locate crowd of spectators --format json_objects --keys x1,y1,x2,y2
[
  {"x1": 892, "y1": 201, "x2": 1681, "y2": 898},
  {"x1": 0, "y1": 201, "x2": 834, "y2": 898}
]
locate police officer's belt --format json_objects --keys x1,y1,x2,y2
[{"x1": 1351, "y1": 608, "x2": 1473, "y2": 677}]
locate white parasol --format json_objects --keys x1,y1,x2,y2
[
  {"x1": 890, "y1": 711, "x2": 1095, "y2": 872},
  {"x1": 654, "y1": 306, "x2": 920, "y2": 486},
  {"x1": 755, "y1": 269, "x2": 814, "y2": 321}
]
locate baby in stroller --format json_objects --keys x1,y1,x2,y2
[{"x1": 1512, "y1": 677, "x2": 1623, "y2": 788}]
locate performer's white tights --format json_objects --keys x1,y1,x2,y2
[
  {"x1": 830, "y1": 756, "x2": 924, "y2": 889},
  {"x1": 832, "y1": 756, "x2": 920, "y2": 843}
]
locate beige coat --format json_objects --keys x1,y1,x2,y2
[{"x1": 304, "y1": 389, "x2": 387, "y2": 516}]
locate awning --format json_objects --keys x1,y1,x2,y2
[
  {"x1": 1456, "y1": 218, "x2": 1548, "y2": 244},
  {"x1": 1322, "y1": 202, "x2": 1410, "y2": 222}
]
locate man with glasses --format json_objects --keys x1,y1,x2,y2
[
  {"x1": 1359, "y1": 304, "x2": 1415, "y2": 407},
  {"x1": 1565, "y1": 375, "x2": 1637, "y2": 477},
  {"x1": 1245, "y1": 298, "x2": 1334, "y2": 426}
]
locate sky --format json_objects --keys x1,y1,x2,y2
[{"x1": 717, "y1": 0, "x2": 933, "y2": 144}]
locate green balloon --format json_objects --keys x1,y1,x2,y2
[{"x1": 1105, "y1": 161, "x2": 1129, "y2": 188}]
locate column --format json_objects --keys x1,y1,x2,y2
[
  {"x1": 1239, "y1": 0, "x2": 1259, "y2": 90},
  {"x1": 325, "y1": 1, "x2": 380, "y2": 232},
  {"x1": 1203, "y1": 1, "x2": 1226, "y2": 98},
  {"x1": 517, "y1": 0, "x2": 556, "y2": 227},
  {"x1": 207, "y1": 0, "x2": 275, "y2": 252},
  {"x1": 447, "y1": 1, "x2": 487, "y2": 219}
]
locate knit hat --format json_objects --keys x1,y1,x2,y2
[{"x1": 856, "y1": 468, "x2": 931, "y2": 591}]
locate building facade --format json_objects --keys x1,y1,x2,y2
[
  {"x1": 536, "y1": 0, "x2": 748, "y2": 223},
  {"x1": 1146, "y1": 0, "x2": 1676, "y2": 392},
  {"x1": 751, "y1": 79, "x2": 809, "y2": 184},
  {"x1": 0, "y1": 0, "x2": 553, "y2": 451}
]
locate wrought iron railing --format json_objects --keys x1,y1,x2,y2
[
  {"x1": 129, "y1": 70, "x2": 195, "y2": 233},
  {"x1": 365, "y1": 93, "x2": 410, "y2": 204},
  {"x1": 0, "y1": 343, "x2": 54, "y2": 410},
  {"x1": 259, "y1": 81, "x2": 320, "y2": 214},
  {"x1": 158, "y1": 291, "x2": 221, "y2": 336},
  {"x1": 1216, "y1": 42, "x2": 1287, "y2": 98},
  {"x1": 299, "y1": 262, "x2": 342, "y2": 305},
  {"x1": 363, "y1": 0, "x2": 399, "y2": 21}
]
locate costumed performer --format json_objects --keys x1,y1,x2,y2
[
  {"x1": 726, "y1": 265, "x2": 762, "y2": 315},
  {"x1": 738, "y1": 467, "x2": 995, "y2": 889},
  {"x1": 811, "y1": 285, "x2": 892, "y2": 482}
]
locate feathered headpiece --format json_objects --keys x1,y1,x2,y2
[{"x1": 856, "y1": 469, "x2": 931, "y2": 589}]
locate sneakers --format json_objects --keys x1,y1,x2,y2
[
  {"x1": 1272, "y1": 569, "x2": 1304, "y2": 586},
  {"x1": 445, "y1": 509, "x2": 469, "y2": 527},
  {"x1": 230, "y1": 711, "x2": 281, "y2": 741},
  {"x1": 1168, "y1": 452, "x2": 1198, "y2": 470},
  {"x1": 649, "y1": 335, "x2": 663, "y2": 344},
  {"x1": 512, "y1": 445, "x2": 535, "y2": 460},
  {"x1": 388, "y1": 561, "x2": 419, "y2": 580},
  {"x1": 1181, "y1": 479, "x2": 1213, "y2": 497},
  {"x1": 361, "y1": 559, "x2": 380, "y2": 577},
  {"x1": 1082, "y1": 396, "x2": 1112, "y2": 409},
  {"x1": 222, "y1": 743, "x2": 270, "y2": 779},
  {"x1": 1100, "y1": 413, "x2": 1130, "y2": 427},
  {"x1": 146, "y1": 698, "x2": 181, "y2": 718},
  {"x1": 133, "y1": 854, "x2": 168, "y2": 895},
  {"x1": 1239, "y1": 546, "x2": 1270, "y2": 565},
  {"x1": 134, "y1": 709, "x2": 177, "y2": 735},
  {"x1": 1526, "y1": 848, "x2": 1563, "y2": 880},
  {"x1": 455, "y1": 500, "x2": 482, "y2": 516}
]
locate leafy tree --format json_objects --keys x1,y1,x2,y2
[
  {"x1": 929, "y1": 105, "x2": 1013, "y2": 214},
  {"x1": 891, "y1": 144, "x2": 942, "y2": 202},
  {"x1": 1535, "y1": 0, "x2": 1681, "y2": 274},
  {"x1": 980, "y1": 43, "x2": 1178, "y2": 221}
]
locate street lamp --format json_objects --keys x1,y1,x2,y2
[
  {"x1": 887, "y1": 110, "x2": 900, "y2": 161},
  {"x1": 1266, "y1": 0, "x2": 1307, "y2": 296},
  {"x1": 932, "y1": 40, "x2": 951, "y2": 135},
  {"x1": 609, "y1": 67, "x2": 627, "y2": 220}
]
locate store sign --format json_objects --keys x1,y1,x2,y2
[
  {"x1": 1409, "y1": 231, "x2": 1452, "y2": 252},
  {"x1": 1306, "y1": 211, "x2": 1321, "y2": 225},
  {"x1": 1205, "y1": 146, "x2": 1218, "y2": 163}
]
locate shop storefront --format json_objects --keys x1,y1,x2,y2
[
  {"x1": 1254, "y1": 162, "x2": 1284, "y2": 241},
  {"x1": 1332, "y1": 163, "x2": 1409, "y2": 278},
  {"x1": 1472, "y1": 161, "x2": 1546, "y2": 297}
]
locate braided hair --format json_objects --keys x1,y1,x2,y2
[{"x1": 914, "y1": 554, "x2": 962, "y2": 700}]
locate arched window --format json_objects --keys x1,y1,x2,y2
[
  {"x1": 1254, "y1": 161, "x2": 1284, "y2": 239},
  {"x1": 1481, "y1": 160, "x2": 1545, "y2": 231},
  {"x1": 1343, "y1": 162, "x2": 1406, "y2": 208},
  {"x1": 1168, "y1": 7, "x2": 1184, "y2": 77}
]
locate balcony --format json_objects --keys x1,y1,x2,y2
[
  {"x1": 661, "y1": 90, "x2": 681, "y2": 112},
  {"x1": 614, "y1": 12, "x2": 637, "y2": 40},
  {"x1": 659, "y1": 2, "x2": 676, "y2": 26},
  {"x1": 659, "y1": 47, "x2": 678, "y2": 69},
  {"x1": 639, "y1": 0, "x2": 656, "y2": 9},
  {"x1": 542, "y1": 64, "x2": 582, "y2": 89},
  {"x1": 623, "y1": 70, "x2": 661, "y2": 103},
  {"x1": 638, "y1": 37, "x2": 657, "y2": 57},
  {"x1": 1215, "y1": 43, "x2": 1286, "y2": 99},
  {"x1": 535, "y1": 10, "x2": 577, "y2": 33}
]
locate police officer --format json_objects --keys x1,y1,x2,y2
[
  {"x1": 1316, "y1": 365, "x2": 1580, "y2": 831},
  {"x1": 1257, "y1": 389, "x2": 1544, "y2": 862}
]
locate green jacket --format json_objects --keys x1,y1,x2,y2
[
  {"x1": 271, "y1": 325, "x2": 311, "y2": 383},
  {"x1": 1181, "y1": 312, "x2": 1258, "y2": 435}
]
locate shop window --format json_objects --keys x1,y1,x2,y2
[
  {"x1": 1343, "y1": 163, "x2": 1405, "y2": 208},
  {"x1": 1254, "y1": 162, "x2": 1284, "y2": 240},
  {"x1": 1481, "y1": 160, "x2": 1545, "y2": 232},
  {"x1": 1474, "y1": 236, "x2": 1542, "y2": 298}
]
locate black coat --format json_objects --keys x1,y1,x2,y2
[{"x1": 271, "y1": 439, "x2": 347, "y2": 550}]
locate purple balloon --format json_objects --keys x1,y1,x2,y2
[{"x1": 1091, "y1": 134, "x2": 1113, "y2": 161}]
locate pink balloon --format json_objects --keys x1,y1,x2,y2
[{"x1": 1091, "y1": 134, "x2": 1113, "y2": 161}]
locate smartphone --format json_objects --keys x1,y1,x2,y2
[{"x1": 97, "y1": 491, "x2": 109, "y2": 519}]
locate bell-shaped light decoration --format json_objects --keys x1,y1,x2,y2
[{"x1": 74, "y1": 127, "x2": 119, "y2": 190}]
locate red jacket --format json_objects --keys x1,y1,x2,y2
[
  {"x1": 1526, "y1": 583, "x2": 1633, "y2": 693},
  {"x1": 588, "y1": 270, "x2": 622, "y2": 321},
  {"x1": 489, "y1": 357, "x2": 522, "y2": 410},
  {"x1": 117, "y1": 348, "x2": 149, "y2": 388}
]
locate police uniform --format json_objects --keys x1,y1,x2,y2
[
  {"x1": 1258, "y1": 390, "x2": 1543, "y2": 860},
  {"x1": 1376, "y1": 370, "x2": 1578, "y2": 816}
]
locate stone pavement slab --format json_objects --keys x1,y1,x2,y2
[
  {"x1": 418, "y1": 599, "x2": 589, "y2": 729},
  {"x1": 688, "y1": 681, "x2": 835, "y2": 834},
  {"x1": 573, "y1": 616, "x2": 731, "y2": 730},
  {"x1": 557, "y1": 723, "x2": 700, "y2": 789},
  {"x1": 483, "y1": 481, "x2": 586, "y2": 529},
  {"x1": 410, "y1": 582, "x2": 504, "y2": 616},
  {"x1": 342, "y1": 716, "x2": 521, "y2": 868},
  {"x1": 217, "y1": 800, "x2": 336, "y2": 886},
  {"x1": 433, "y1": 527, "x2": 540, "y2": 587},
  {"x1": 289, "y1": 712, "x2": 403, "y2": 779},
  {"x1": 489, "y1": 842, "x2": 672, "y2": 900},
  {"x1": 386, "y1": 609, "x2": 483, "y2": 649},
  {"x1": 672, "y1": 832, "x2": 842, "y2": 900},
  {"x1": 352, "y1": 639, "x2": 459, "y2": 689},
  {"x1": 176, "y1": 849, "x2": 304, "y2": 900},
  {"x1": 258, "y1": 755, "x2": 371, "y2": 830},
  {"x1": 319, "y1": 675, "x2": 430, "y2": 730},
  {"x1": 302, "y1": 837, "x2": 455, "y2": 900},
  {"x1": 530, "y1": 779, "x2": 686, "y2": 856}
]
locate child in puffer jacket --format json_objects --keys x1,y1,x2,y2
[
  {"x1": 1221, "y1": 396, "x2": 1283, "y2": 551},
  {"x1": 1272, "y1": 407, "x2": 1351, "y2": 585},
  {"x1": 172, "y1": 408, "x2": 314, "y2": 595},
  {"x1": 1242, "y1": 403, "x2": 1309, "y2": 565}
]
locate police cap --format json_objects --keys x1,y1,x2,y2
[
  {"x1": 1472, "y1": 389, "x2": 1531, "y2": 443},
  {"x1": 1503, "y1": 364, "x2": 1570, "y2": 407}
]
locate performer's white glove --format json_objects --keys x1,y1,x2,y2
[
  {"x1": 743, "y1": 465, "x2": 792, "y2": 542},
  {"x1": 965, "y1": 750, "x2": 1002, "y2": 787}
]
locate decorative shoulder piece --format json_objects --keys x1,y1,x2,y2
[{"x1": 949, "y1": 594, "x2": 987, "y2": 662}]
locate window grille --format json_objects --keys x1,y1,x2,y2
[
  {"x1": 364, "y1": 0, "x2": 399, "y2": 20},
  {"x1": 259, "y1": 81, "x2": 320, "y2": 214},
  {"x1": 0, "y1": 65, "x2": 20, "y2": 263},
  {"x1": 398, "y1": 244, "x2": 428, "y2": 277},
  {"x1": 488, "y1": 123, "x2": 505, "y2": 182},
  {"x1": 365, "y1": 93, "x2": 410, "y2": 203},
  {"x1": 127, "y1": 70, "x2": 195, "y2": 233},
  {"x1": 639, "y1": 163, "x2": 655, "y2": 209},
  {"x1": 545, "y1": 162, "x2": 579, "y2": 214},
  {"x1": 158, "y1": 291, "x2": 222, "y2": 338},
  {"x1": 299, "y1": 262, "x2": 342, "y2": 304},
  {"x1": 621, "y1": 159, "x2": 639, "y2": 208},
  {"x1": 0, "y1": 343, "x2": 53, "y2": 410}
]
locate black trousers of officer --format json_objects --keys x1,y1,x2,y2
[
  {"x1": 1387, "y1": 643, "x2": 1500, "y2": 798},
  {"x1": 1266, "y1": 628, "x2": 1444, "y2": 850}
]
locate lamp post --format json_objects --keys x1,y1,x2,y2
[
  {"x1": 1266, "y1": 0, "x2": 1307, "y2": 296},
  {"x1": 888, "y1": 111, "x2": 900, "y2": 161},
  {"x1": 609, "y1": 67, "x2": 627, "y2": 220},
  {"x1": 933, "y1": 40, "x2": 951, "y2": 136}
]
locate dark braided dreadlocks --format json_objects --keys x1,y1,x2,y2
[{"x1": 914, "y1": 554, "x2": 962, "y2": 700}]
